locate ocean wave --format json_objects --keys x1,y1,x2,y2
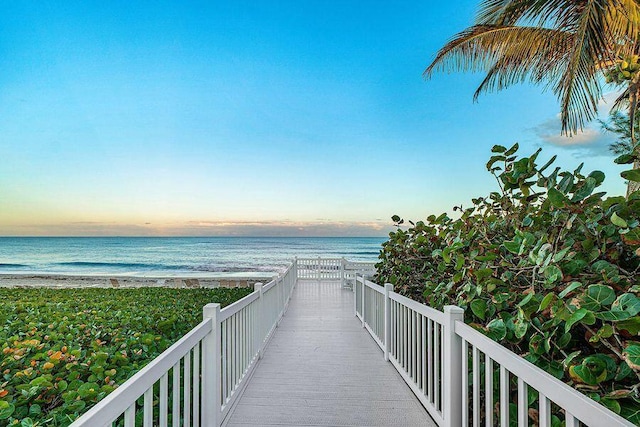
[
  {"x1": 186, "y1": 265, "x2": 282, "y2": 273},
  {"x1": 56, "y1": 261, "x2": 168, "y2": 269},
  {"x1": 0, "y1": 263, "x2": 29, "y2": 268}
]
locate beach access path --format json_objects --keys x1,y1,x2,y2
[{"x1": 223, "y1": 280, "x2": 435, "y2": 426}]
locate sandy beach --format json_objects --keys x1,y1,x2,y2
[{"x1": 0, "y1": 274, "x2": 274, "y2": 289}]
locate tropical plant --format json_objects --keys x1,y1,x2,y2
[
  {"x1": 376, "y1": 145, "x2": 640, "y2": 423},
  {"x1": 0, "y1": 287, "x2": 251, "y2": 426},
  {"x1": 600, "y1": 110, "x2": 639, "y2": 155},
  {"x1": 424, "y1": 0, "x2": 640, "y2": 195}
]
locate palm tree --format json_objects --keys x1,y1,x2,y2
[{"x1": 424, "y1": 0, "x2": 640, "y2": 196}]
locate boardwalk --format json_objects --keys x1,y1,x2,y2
[{"x1": 224, "y1": 280, "x2": 435, "y2": 426}]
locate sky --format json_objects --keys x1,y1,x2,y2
[{"x1": 0, "y1": 1, "x2": 629, "y2": 237}]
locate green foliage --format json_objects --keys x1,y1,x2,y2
[
  {"x1": 377, "y1": 145, "x2": 640, "y2": 423},
  {"x1": 599, "y1": 110, "x2": 639, "y2": 156},
  {"x1": 0, "y1": 287, "x2": 251, "y2": 426}
]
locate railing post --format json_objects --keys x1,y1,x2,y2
[
  {"x1": 384, "y1": 283, "x2": 393, "y2": 362},
  {"x1": 443, "y1": 305, "x2": 464, "y2": 427},
  {"x1": 353, "y1": 274, "x2": 358, "y2": 317},
  {"x1": 254, "y1": 283, "x2": 263, "y2": 359},
  {"x1": 361, "y1": 275, "x2": 365, "y2": 328},
  {"x1": 293, "y1": 257, "x2": 298, "y2": 281},
  {"x1": 202, "y1": 303, "x2": 221, "y2": 427},
  {"x1": 317, "y1": 256, "x2": 321, "y2": 280},
  {"x1": 340, "y1": 258, "x2": 345, "y2": 287},
  {"x1": 276, "y1": 277, "x2": 283, "y2": 326}
]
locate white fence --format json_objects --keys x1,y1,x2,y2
[
  {"x1": 71, "y1": 262, "x2": 296, "y2": 427},
  {"x1": 295, "y1": 257, "x2": 376, "y2": 283},
  {"x1": 354, "y1": 276, "x2": 634, "y2": 427}
]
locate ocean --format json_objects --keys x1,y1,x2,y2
[{"x1": 0, "y1": 237, "x2": 386, "y2": 277}]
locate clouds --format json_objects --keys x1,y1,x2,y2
[
  {"x1": 531, "y1": 115, "x2": 615, "y2": 157},
  {"x1": 0, "y1": 219, "x2": 393, "y2": 237},
  {"x1": 531, "y1": 91, "x2": 626, "y2": 157}
]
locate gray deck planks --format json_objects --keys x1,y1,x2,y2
[{"x1": 223, "y1": 280, "x2": 436, "y2": 426}]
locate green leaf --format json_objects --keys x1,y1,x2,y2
[
  {"x1": 565, "y1": 308, "x2": 588, "y2": 332},
  {"x1": 470, "y1": 300, "x2": 487, "y2": 321},
  {"x1": 486, "y1": 318, "x2": 506, "y2": 341},
  {"x1": 547, "y1": 188, "x2": 568, "y2": 208},
  {"x1": 491, "y1": 145, "x2": 507, "y2": 153},
  {"x1": 539, "y1": 293, "x2": 555, "y2": 311},
  {"x1": 570, "y1": 364, "x2": 598, "y2": 385},
  {"x1": 616, "y1": 317, "x2": 640, "y2": 334},
  {"x1": 559, "y1": 282, "x2": 582, "y2": 298},
  {"x1": 571, "y1": 177, "x2": 597, "y2": 202},
  {"x1": 503, "y1": 240, "x2": 520, "y2": 254},
  {"x1": 543, "y1": 265, "x2": 563, "y2": 284},
  {"x1": 0, "y1": 401, "x2": 15, "y2": 420},
  {"x1": 611, "y1": 212, "x2": 628, "y2": 228},
  {"x1": 612, "y1": 293, "x2": 640, "y2": 316},
  {"x1": 623, "y1": 344, "x2": 640, "y2": 370},
  {"x1": 595, "y1": 310, "x2": 632, "y2": 321},
  {"x1": 505, "y1": 142, "x2": 519, "y2": 156},
  {"x1": 514, "y1": 320, "x2": 528, "y2": 339},
  {"x1": 578, "y1": 284, "x2": 615, "y2": 311},
  {"x1": 474, "y1": 268, "x2": 493, "y2": 281},
  {"x1": 621, "y1": 169, "x2": 640, "y2": 182},
  {"x1": 588, "y1": 170, "x2": 606, "y2": 185},
  {"x1": 614, "y1": 153, "x2": 635, "y2": 164},
  {"x1": 21, "y1": 418, "x2": 34, "y2": 427}
]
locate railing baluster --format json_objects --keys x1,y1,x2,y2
[
  {"x1": 565, "y1": 413, "x2": 580, "y2": 427},
  {"x1": 160, "y1": 372, "x2": 168, "y2": 427},
  {"x1": 518, "y1": 378, "x2": 527, "y2": 427},
  {"x1": 143, "y1": 386, "x2": 153, "y2": 427},
  {"x1": 427, "y1": 318, "x2": 433, "y2": 402},
  {"x1": 421, "y1": 315, "x2": 426, "y2": 394},
  {"x1": 222, "y1": 320, "x2": 228, "y2": 402},
  {"x1": 539, "y1": 394, "x2": 551, "y2": 427},
  {"x1": 462, "y1": 339, "x2": 469, "y2": 427},
  {"x1": 472, "y1": 345, "x2": 480, "y2": 427},
  {"x1": 485, "y1": 356, "x2": 493, "y2": 427},
  {"x1": 434, "y1": 322, "x2": 440, "y2": 410},
  {"x1": 172, "y1": 361, "x2": 180, "y2": 427},
  {"x1": 193, "y1": 343, "x2": 200, "y2": 427},
  {"x1": 416, "y1": 313, "x2": 422, "y2": 391},
  {"x1": 184, "y1": 353, "x2": 191, "y2": 427},
  {"x1": 411, "y1": 309, "x2": 416, "y2": 381},
  {"x1": 500, "y1": 366, "x2": 509, "y2": 427},
  {"x1": 124, "y1": 403, "x2": 135, "y2": 427}
]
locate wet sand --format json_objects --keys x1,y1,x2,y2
[{"x1": 0, "y1": 274, "x2": 275, "y2": 289}]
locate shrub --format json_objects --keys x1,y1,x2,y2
[
  {"x1": 376, "y1": 144, "x2": 640, "y2": 422},
  {"x1": 0, "y1": 287, "x2": 251, "y2": 426}
]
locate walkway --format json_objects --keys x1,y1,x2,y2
[{"x1": 223, "y1": 280, "x2": 435, "y2": 426}]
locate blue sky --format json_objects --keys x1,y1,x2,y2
[{"x1": 0, "y1": 1, "x2": 628, "y2": 236}]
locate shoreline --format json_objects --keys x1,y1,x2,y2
[{"x1": 0, "y1": 273, "x2": 275, "y2": 289}]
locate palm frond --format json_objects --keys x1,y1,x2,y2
[{"x1": 424, "y1": 25, "x2": 568, "y2": 78}]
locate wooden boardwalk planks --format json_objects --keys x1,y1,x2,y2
[{"x1": 223, "y1": 280, "x2": 436, "y2": 426}]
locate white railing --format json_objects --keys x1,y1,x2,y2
[
  {"x1": 354, "y1": 275, "x2": 634, "y2": 427},
  {"x1": 295, "y1": 257, "x2": 376, "y2": 283},
  {"x1": 71, "y1": 262, "x2": 296, "y2": 427}
]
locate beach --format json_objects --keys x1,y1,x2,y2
[{"x1": 0, "y1": 273, "x2": 272, "y2": 289}]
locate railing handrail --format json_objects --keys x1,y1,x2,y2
[
  {"x1": 71, "y1": 319, "x2": 212, "y2": 426},
  {"x1": 388, "y1": 289, "x2": 446, "y2": 324},
  {"x1": 219, "y1": 290, "x2": 260, "y2": 322}
]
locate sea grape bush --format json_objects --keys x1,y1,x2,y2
[
  {"x1": 0, "y1": 287, "x2": 251, "y2": 426},
  {"x1": 376, "y1": 144, "x2": 640, "y2": 423}
]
